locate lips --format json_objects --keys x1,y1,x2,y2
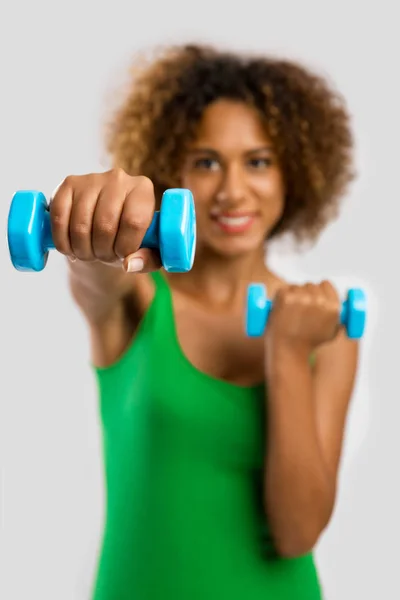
[{"x1": 212, "y1": 212, "x2": 256, "y2": 233}]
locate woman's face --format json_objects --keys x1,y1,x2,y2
[{"x1": 180, "y1": 99, "x2": 286, "y2": 259}]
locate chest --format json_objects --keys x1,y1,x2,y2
[{"x1": 173, "y1": 300, "x2": 266, "y2": 387}]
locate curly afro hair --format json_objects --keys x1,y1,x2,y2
[{"x1": 105, "y1": 44, "x2": 355, "y2": 243}]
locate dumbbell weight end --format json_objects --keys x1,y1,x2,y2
[{"x1": 8, "y1": 191, "x2": 53, "y2": 272}]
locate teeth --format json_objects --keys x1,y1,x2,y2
[{"x1": 218, "y1": 216, "x2": 252, "y2": 226}]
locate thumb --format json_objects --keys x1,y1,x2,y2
[{"x1": 122, "y1": 249, "x2": 162, "y2": 274}]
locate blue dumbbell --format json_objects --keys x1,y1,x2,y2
[
  {"x1": 246, "y1": 283, "x2": 367, "y2": 339},
  {"x1": 7, "y1": 188, "x2": 196, "y2": 273}
]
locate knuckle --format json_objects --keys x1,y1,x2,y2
[
  {"x1": 109, "y1": 167, "x2": 128, "y2": 181},
  {"x1": 322, "y1": 279, "x2": 337, "y2": 296},
  {"x1": 62, "y1": 175, "x2": 75, "y2": 187},
  {"x1": 321, "y1": 279, "x2": 333, "y2": 288},
  {"x1": 280, "y1": 290, "x2": 294, "y2": 305},
  {"x1": 51, "y1": 180, "x2": 67, "y2": 199},
  {"x1": 50, "y1": 181, "x2": 69, "y2": 204},
  {"x1": 71, "y1": 222, "x2": 91, "y2": 238},
  {"x1": 50, "y1": 210, "x2": 66, "y2": 229},
  {"x1": 122, "y1": 213, "x2": 149, "y2": 232},
  {"x1": 303, "y1": 281, "x2": 315, "y2": 293},
  {"x1": 60, "y1": 173, "x2": 92, "y2": 192},
  {"x1": 135, "y1": 175, "x2": 154, "y2": 195},
  {"x1": 85, "y1": 173, "x2": 100, "y2": 186},
  {"x1": 95, "y1": 217, "x2": 116, "y2": 237}
]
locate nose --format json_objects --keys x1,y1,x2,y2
[{"x1": 215, "y1": 163, "x2": 246, "y2": 206}]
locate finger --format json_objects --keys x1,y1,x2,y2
[
  {"x1": 319, "y1": 282, "x2": 342, "y2": 338},
  {"x1": 49, "y1": 181, "x2": 74, "y2": 257},
  {"x1": 92, "y1": 184, "x2": 125, "y2": 263},
  {"x1": 303, "y1": 282, "x2": 322, "y2": 305},
  {"x1": 320, "y1": 280, "x2": 341, "y2": 311},
  {"x1": 69, "y1": 189, "x2": 98, "y2": 261},
  {"x1": 320, "y1": 279, "x2": 339, "y2": 301},
  {"x1": 274, "y1": 284, "x2": 297, "y2": 307},
  {"x1": 114, "y1": 179, "x2": 156, "y2": 259},
  {"x1": 123, "y1": 248, "x2": 162, "y2": 273},
  {"x1": 303, "y1": 282, "x2": 317, "y2": 293}
]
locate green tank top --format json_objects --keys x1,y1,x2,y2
[{"x1": 91, "y1": 271, "x2": 322, "y2": 600}]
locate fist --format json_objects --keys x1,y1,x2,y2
[
  {"x1": 267, "y1": 281, "x2": 341, "y2": 351},
  {"x1": 49, "y1": 168, "x2": 161, "y2": 271}
]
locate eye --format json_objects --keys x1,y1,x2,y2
[
  {"x1": 193, "y1": 157, "x2": 220, "y2": 171},
  {"x1": 247, "y1": 157, "x2": 272, "y2": 169}
]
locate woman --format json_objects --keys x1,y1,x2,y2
[{"x1": 52, "y1": 44, "x2": 358, "y2": 599}]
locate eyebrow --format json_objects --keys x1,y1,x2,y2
[{"x1": 187, "y1": 146, "x2": 273, "y2": 155}]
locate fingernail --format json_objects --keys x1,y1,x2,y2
[
  {"x1": 68, "y1": 255, "x2": 76, "y2": 263},
  {"x1": 126, "y1": 257, "x2": 144, "y2": 273}
]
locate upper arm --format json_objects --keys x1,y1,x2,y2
[{"x1": 312, "y1": 330, "x2": 360, "y2": 483}]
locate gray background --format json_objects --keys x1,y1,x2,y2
[{"x1": 0, "y1": 0, "x2": 398, "y2": 598}]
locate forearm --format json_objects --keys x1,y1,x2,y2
[
  {"x1": 68, "y1": 260, "x2": 135, "y2": 322},
  {"x1": 264, "y1": 342, "x2": 335, "y2": 557}
]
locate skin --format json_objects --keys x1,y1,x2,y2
[{"x1": 52, "y1": 99, "x2": 359, "y2": 558}]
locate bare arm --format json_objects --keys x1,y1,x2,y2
[
  {"x1": 263, "y1": 331, "x2": 358, "y2": 558},
  {"x1": 68, "y1": 260, "x2": 157, "y2": 367},
  {"x1": 68, "y1": 259, "x2": 139, "y2": 324},
  {"x1": 50, "y1": 170, "x2": 160, "y2": 366},
  {"x1": 261, "y1": 281, "x2": 360, "y2": 558}
]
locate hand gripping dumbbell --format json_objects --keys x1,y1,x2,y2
[
  {"x1": 246, "y1": 283, "x2": 367, "y2": 339},
  {"x1": 7, "y1": 188, "x2": 196, "y2": 273}
]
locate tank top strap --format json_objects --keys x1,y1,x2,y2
[
  {"x1": 149, "y1": 270, "x2": 170, "y2": 295},
  {"x1": 147, "y1": 271, "x2": 177, "y2": 344}
]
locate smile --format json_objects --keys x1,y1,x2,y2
[{"x1": 213, "y1": 214, "x2": 256, "y2": 233}]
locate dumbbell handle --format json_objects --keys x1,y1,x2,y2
[{"x1": 39, "y1": 205, "x2": 162, "y2": 254}]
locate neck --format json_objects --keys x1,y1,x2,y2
[{"x1": 167, "y1": 244, "x2": 271, "y2": 309}]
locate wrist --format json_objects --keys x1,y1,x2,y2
[{"x1": 266, "y1": 336, "x2": 313, "y2": 380}]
